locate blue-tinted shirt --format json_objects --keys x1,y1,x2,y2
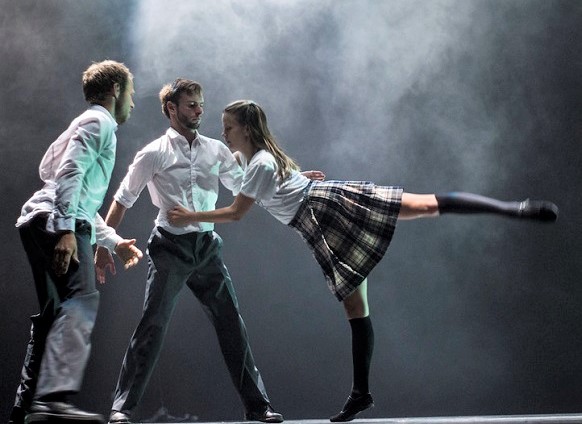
[{"x1": 17, "y1": 105, "x2": 118, "y2": 245}]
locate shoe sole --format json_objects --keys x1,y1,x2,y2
[
  {"x1": 26, "y1": 413, "x2": 105, "y2": 424},
  {"x1": 329, "y1": 401, "x2": 374, "y2": 422}
]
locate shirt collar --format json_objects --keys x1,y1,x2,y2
[
  {"x1": 89, "y1": 104, "x2": 118, "y2": 131},
  {"x1": 167, "y1": 127, "x2": 201, "y2": 147}
]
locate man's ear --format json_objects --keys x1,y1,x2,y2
[
  {"x1": 167, "y1": 101, "x2": 177, "y2": 115},
  {"x1": 112, "y1": 82, "x2": 121, "y2": 100}
]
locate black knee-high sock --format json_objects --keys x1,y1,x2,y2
[
  {"x1": 349, "y1": 316, "x2": 374, "y2": 396},
  {"x1": 436, "y1": 192, "x2": 522, "y2": 216}
]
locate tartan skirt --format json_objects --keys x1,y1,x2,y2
[{"x1": 288, "y1": 180, "x2": 402, "y2": 301}]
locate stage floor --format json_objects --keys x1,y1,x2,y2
[{"x1": 172, "y1": 415, "x2": 582, "y2": 424}]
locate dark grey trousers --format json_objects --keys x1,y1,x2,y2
[
  {"x1": 13, "y1": 213, "x2": 99, "y2": 412},
  {"x1": 111, "y1": 227, "x2": 270, "y2": 415}
]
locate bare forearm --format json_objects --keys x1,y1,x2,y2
[
  {"x1": 168, "y1": 194, "x2": 255, "y2": 227},
  {"x1": 194, "y1": 206, "x2": 243, "y2": 223},
  {"x1": 104, "y1": 200, "x2": 127, "y2": 228}
]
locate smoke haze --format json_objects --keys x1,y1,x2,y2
[{"x1": 1, "y1": 0, "x2": 581, "y2": 421}]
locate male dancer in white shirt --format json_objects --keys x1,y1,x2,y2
[
  {"x1": 11, "y1": 60, "x2": 142, "y2": 424},
  {"x1": 95, "y1": 79, "x2": 283, "y2": 424}
]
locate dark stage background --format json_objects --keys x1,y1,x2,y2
[{"x1": 1, "y1": 0, "x2": 581, "y2": 422}]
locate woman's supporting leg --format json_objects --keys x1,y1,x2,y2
[
  {"x1": 349, "y1": 317, "x2": 374, "y2": 397},
  {"x1": 342, "y1": 281, "x2": 372, "y2": 396},
  {"x1": 331, "y1": 281, "x2": 375, "y2": 422},
  {"x1": 399, "y1": 192, "x2": 558, "y2": 222}
]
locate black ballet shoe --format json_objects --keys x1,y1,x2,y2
[
  {"x1": 329, "y1": 393, "x2": 374, "y2": 422},
  {"x1": 518, "y1": 200, "x2": 558, "y2": 222}
]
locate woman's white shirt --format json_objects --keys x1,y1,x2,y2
[{"x1": 239, "y1": 150, "x2": 309, "y2": 225}]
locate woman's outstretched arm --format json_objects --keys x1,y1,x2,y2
[
  {"x1": 167, "y1": 193, "x2": 256, "y2": 226},
  {"x1": 301, "y1": 170, "x2": 326, "y2": 181}
]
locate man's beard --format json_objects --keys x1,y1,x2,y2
[
  {"x1": 115, "y1": 101, "x2": 129, "y2": 124},
  {"x1": 177, "y1": 111, "x2": 200, "y2": 130}
]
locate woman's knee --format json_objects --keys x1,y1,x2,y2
[
  {"x1": 342, "y1": 289, "x2": 369, "y2": 319},
  {"x1": 400, "y1": 193, "x2": 439, "y2": 218}
]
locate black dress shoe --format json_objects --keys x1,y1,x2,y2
[
  {"x1": 329, "y1": 393, "x2": 374, "y2": 422},
  {"x1": 108, "y1": 410, "x2": 131, "y2": 423},
  {"x1": 25, "y1": 401, "x2": 105, "y2": 423},
  {"x1": 245, "y1": 405, "x2": 284, "y2": 423},
  {"x1": 9, "y1": 406, "x2": 26, "y2": 424},
  {"x1": 518, "y1": 200, "x2": 558, "y2": 222}
]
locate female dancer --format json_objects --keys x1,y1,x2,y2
[{"x1": 168, "y1": 100, "x2": 558, "y2": 422}]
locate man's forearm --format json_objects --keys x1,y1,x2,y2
[{"x1": 104, "y1": 200, "x2": 127, "y2": 229}]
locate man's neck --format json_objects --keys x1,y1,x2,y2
[
  {"x1": 94, "y1": 97, "x2": 116, "y2": 118},
  {"x1": 171, "y1": 125, "x2": 198, "y2": 144}
]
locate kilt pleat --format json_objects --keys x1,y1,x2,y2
[{"x1": 288, "y1": 180, "x2": 402, "y2": 301}]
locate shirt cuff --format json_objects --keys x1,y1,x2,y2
[
  {"x1": 46, "y1": 215, "x2": 75, "y2": 233},
  {"x1": 95, "y1": 215, "x2": 123, "y2": 252},
  {"x1": 96, "y1": 229, "x2": 123, "y2": 253}
]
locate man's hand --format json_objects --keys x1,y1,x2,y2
[
  {"x1": 167, "y1": 205, "x2": 194, "y2": 227},
  {"x1": 114, "y1": 239, "x2": 143, "y2": 270},
  {"x1": 53, "y1": 231, "x2": 78, "y2": 276},
  {"x1": 95, "y1": 241, "x2": 143, "y2": 284},
  {"x1": 301, "y1": 170, "x2": 326, "y2": 181},
  {"x1": 95, "y1": 245, "x2": 115, "y2": 284}
]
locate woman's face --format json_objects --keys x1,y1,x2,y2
[{"x1": 221, "y1": 112, "x2": 248, "y2": 152}]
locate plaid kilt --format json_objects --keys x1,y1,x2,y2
[{"x1": 288, "y1": 180, "x2": 402, "y2": 301}]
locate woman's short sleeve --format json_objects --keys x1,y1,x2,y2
[{"x1": 240, "y1": 154, "x2": 278, "y2": 201}]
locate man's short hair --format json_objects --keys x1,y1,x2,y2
[
  {"x1": 82, "y1": 60, "x2": 133, "y2": 103},
  {"x1": 159, "y1": 78, "x2": 203, "y2": 118}
]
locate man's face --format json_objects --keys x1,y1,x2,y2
[
  {"x1": 115, "y1": 78, "x2": 135, "y2": 125},
  {"x1": 172, "y1": 92, "x2": 204, "y2": 131}
]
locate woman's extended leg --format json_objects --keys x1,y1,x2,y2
[
  {"x1": 331, "y1": 281, "x2": 375, "y2": 422},
  {"x1": 399, "y1": 192, "x2": 558, "y2": 221}
]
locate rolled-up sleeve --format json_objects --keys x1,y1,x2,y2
[{"x1": 114, "y1": 147, "x2": 157, "y2": 209}]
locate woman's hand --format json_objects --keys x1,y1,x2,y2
[
  {"x1": 301, "y1": 170, "x2": 326, "y2": 181},
  {"x1": 168, "y1": 205, "x2": 194, "y2": 227}
]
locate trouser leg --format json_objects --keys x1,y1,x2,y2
[
  {"x1": 13, "y1": 314, "x2": 50, "y2": 404},
  {"x1": 35, "y1": 290, "x2": 100, "y2": 397},
  {"x1": 189, "y1": 232, "x2": 270, "y2": 413},
  {"x1": 110, "y1": 306, "x2": 174, "y2": 413},
  {"x1": 111, "y1": 228, "x2": 188, "y2": 414},
  {"x1": 10, "y1": 314, "x2": 49, "y2": 422},
  {"x1": 14, "y1": 215, "x2": 98, "y2": 403},
  {"x1": 35, "y1": 218, "x2": 99, "y2": 398},
  {"x1": 13, "y1": 218, "x2": 56, "y2": 414}
]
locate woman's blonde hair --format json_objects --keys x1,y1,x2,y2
[{"x1": 224, "y1": 100, "x2": 300, "y2": 179}]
